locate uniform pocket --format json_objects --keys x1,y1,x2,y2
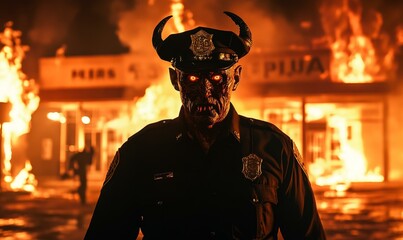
[{"x1": 252, "y1": 184, "x2": 278, "y2": 238}]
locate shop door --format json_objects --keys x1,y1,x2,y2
[
  {"x1": 305, "y1": 122, "x2": 327, "y2": 165},
  {"x1": 84, "y1": 131, "x2": 102, "y2": 172}
]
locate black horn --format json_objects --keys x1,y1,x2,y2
[
  {"x1": 152, "y1": 15, "x2": 172, "y2": 50},
  {"x1": 224, "y1": 11, "x2": 252, "y2": 52}
]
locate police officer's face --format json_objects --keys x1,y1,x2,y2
[{"x1": 170, "y1": 65, "x2": 241, "y2": 128}]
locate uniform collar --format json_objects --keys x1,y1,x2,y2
[{"x1": 175, "y1": 103, "x2": 241, "y2": 143}]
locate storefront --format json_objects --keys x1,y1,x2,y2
[
  {"x1": 31, "y1": 49, "x2": 403, "y2": 186},
  {"x1": 29, "y1": 54, "x2": 168, "y2": 177},
  {"x1": 235, "y1": 48, "x2": 403, "y2": 185},
  {"x1": 234, "y1": 95, "x2": 387, "y2": 186}
]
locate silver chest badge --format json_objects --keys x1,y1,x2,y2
[
  {"x1": 189, "y1": 30, "x2": 215, "y2": 60},
  {"x1": 242, "y1": 154, "x2": 263, "y2": 181}
]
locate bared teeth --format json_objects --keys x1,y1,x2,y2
[{"x1": 196, "y1": 105, "x2": 214, "y2": 112}]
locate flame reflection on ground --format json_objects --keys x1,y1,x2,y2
[
  {"x1": 316, "y1": 183, "x2": 403, "y2": 239},
  {"x1": 0, "y1": 177, "x2": 403, "y2": 240}
]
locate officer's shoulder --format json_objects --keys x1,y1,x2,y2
[
  {"x1": 240, "y1": 115, "x2": 291, "y2": 140},
  {"x1": 127, "y1": 119, "x2": 175, "y2": 142},
  {"x1": 240, "y1": 116, "x2": 282, "y2": 132}
]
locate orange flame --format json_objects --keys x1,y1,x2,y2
[
  {"x1": 309, "y1": 112, "x2": 383, "y2": 191},
  {"x1": 10, "y1": 160, "x2": 37, "y2": 192},
  {"x1": 171, "y1": 0, "x2": 185, "y2": 32},
  {"x1": 107, "y1": 0, "x2": 195, "y2": 138},
  {"x1": 320, "y1": 0, "x2": 390, "y2": 83},
  {"x1": 0, "y1": 22, "x2": 40, "y2": 191}
]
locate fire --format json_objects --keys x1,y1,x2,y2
[
  {"x1": 309, "y1": 0, "x2": 393, "y2": 190},
  {"x1": 171, "y1": 0, "x2": 186, "y2": 32},
  {"x1": 105, "y1": 84, "x2": 180, "y2": 142},
  {"x1": 0, "y1": 22, "x2": 40, "y2": 192},
  {"x1": 126, "y1": 0, "x2": 193, "y2": 129},
  {"x1": 310, "y1": 113, "x2": 384, "y2": 190},
  {"x1": 10, "y1": 160, "x2": 37, "y2": 192},
  {"x1": 124, "y1": 76, "x2": 181, "y2": 136},
  {"x1": 107, "y1": 0, "x2": 194, "y2": 137},
  {"x1": 320, "y1": 0, "x2": 391, "y2": 83},
  {"x1": 170, "y1": 0, "x2": 195, "y2": 32}
]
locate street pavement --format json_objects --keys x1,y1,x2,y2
[
  {"x1": 0, "y1": 175, "x2": 102, "y2": 240},
  {"x1": 316, "y1": 182, "x2": 403, "y2": 240},
  {"x1": 1, "y1": 175, "x2": 403, "y2": 240}
]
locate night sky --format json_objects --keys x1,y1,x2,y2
[{"x1": 0, "y1": 0, "x2": 402, "y2": 79}]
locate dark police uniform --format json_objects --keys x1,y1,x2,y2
[{"x1": 84, "y1": 105, "x2": 326, "y2": 239}]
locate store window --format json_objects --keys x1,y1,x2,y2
[
  {"x1": 262, "y1": 98, "x2": 303, "y2": 151},
  {"x1": 305, "y1": 101, "x2": 384, "y2": 187},
  {"x1": 260, "y1": 97, "x2": 384, "y2": 187}
]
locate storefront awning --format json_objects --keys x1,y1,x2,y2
[
  {"x1": 39, "y1": 86, "x2": 146, "y2": 102},
  {"x1": 239, "y1": 81, "x2": 393, "y2": 97}
]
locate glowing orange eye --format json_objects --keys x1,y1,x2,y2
[
  {"x1": 211, "y1": 74, "x2": 222, "y2": 81},
  {"x1": 188, "y1": 75, "x2": 199, "y2": 82}
]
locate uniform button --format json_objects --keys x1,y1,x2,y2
[
  {"x1": 162, "y1": 120, "x2": 166, "y2": 124},
  {"x1": 252, "y1": 198, "x2": 259, "y2": 203},
  {"x1": 157, "y1": 200, "x2": 163, "y2": 206}
]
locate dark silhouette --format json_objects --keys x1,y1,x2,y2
[{"x1": 69, "y1": 145, "x2": 94, "y2": 205}]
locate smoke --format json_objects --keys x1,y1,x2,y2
[
  {"x1": 116, "y1": 0, "x2": 307, "y2": 55},
  {"x1": 28, "y1": 0, "x2": 80, "y2": 48},
  {"x1": 117, "y1": 0, "x2": 172, "y2": 55},
  {"x1": 11, "y1": 0, "x2": 400, "y2": 76},
  {"x1": 4, "y1": 0, "x2": 401, "y2": 56}
]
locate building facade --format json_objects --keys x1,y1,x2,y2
[{"x1": 29, "y1": 50, "x2": 403, "y2": 186}]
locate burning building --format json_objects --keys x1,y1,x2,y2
[
  {"x1": 26, "y1": 0, "x2": 403, "y2": 189},
  {"x1": 0, "y1": 22, "x2": 40, "y2": 192},
  {"x1": 33, "y1": 53, "x2": 173, "y2": 176}
]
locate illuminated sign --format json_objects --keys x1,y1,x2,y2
[
  {"x1": 39, "y1": 54, "x2": 166, "y2": 89},
  {"x1": 243, "y1": 49, "x2": 331, "y2": 82},
  {"x1": 39, "y1": 51, "x2": 331, "y2": 90},
  {"x1": 71, "y1": 68, "x2": 116, "y2": 81}
]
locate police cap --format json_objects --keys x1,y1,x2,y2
[{"x1": 152, "y1": 11, "x2": 252, "y2": 71}]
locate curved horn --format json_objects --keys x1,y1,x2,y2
[
  {"x1": 223, "y1": 11, "x2": 252, "y2": 51},
  {"x1": 152, "y1": 15, "x2": 173, "y2": 50}
]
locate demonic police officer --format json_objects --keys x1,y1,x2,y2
[{"x1": 85, "y1": 12, "x2": 326, "y2": 240}]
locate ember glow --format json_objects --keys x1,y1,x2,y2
[{"x1": 0, "y1": 23, "x2": 40, "y2": 191}]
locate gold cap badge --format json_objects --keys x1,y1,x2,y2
[{"x1": 189, "y1": 30, "x2": 215, "y2": 60}]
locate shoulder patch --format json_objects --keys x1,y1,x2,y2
[
  {"x1": 103, "y1": 151, "x2": 120, "y2": 186},
  {"x1": 293, "y1": 141, "x2": 309, "y2": 177}
]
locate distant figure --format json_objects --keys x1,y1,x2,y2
[{"x1": 69, "y1": 145, "x2": 94, "y2": 205}]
